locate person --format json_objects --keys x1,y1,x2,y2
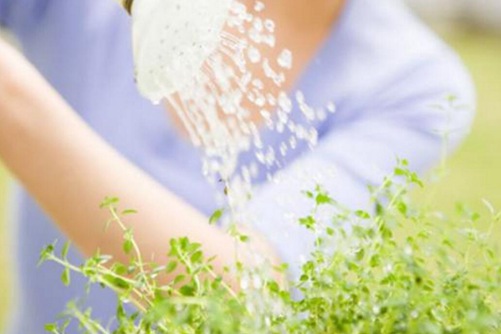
[{"x1": 0, "y1": 0, "x2": 474, "y2": 332}]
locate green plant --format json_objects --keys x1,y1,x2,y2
[{"x1": 41, "y1": 160, "x2": 501, "y2": 333}]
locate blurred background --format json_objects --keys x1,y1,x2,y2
[
  {"x1": 1, "y1": 0, "x2": 501, "y2": 331},
  {"x1": 407, "y1": 0, "x2": 501, "y2": 31}
]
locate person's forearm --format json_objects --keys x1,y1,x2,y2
[{"x1": 0, "y1": 38, "x2": 280, "y2": 289}]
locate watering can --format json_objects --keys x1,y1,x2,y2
[{"x1": 114, "y1": 0, "x2": 233, "y2": 101}]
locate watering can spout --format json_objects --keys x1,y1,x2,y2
[{"x1": 118, "y1": 0, "x2": 233, "y2": 100}]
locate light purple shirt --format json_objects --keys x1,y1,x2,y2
[{"x1": 1, "y1": 0, "x2": 475, "y2": 332}]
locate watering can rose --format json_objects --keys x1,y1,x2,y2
[{"x1": 116, "y1": 0, "x2": 233, "y2": 101}]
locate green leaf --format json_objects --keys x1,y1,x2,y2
[
  {"x1": 315, "y1": 192, "x2": 333, "y2": 206},
  {"x1": 299, "y1": 216, "x2": 316, "y2": 230},
  {"x1": 355, "y1": 210, "x2": 371, "y2": 219},
  {"x1": 38, "y1": 243, "x2": 56, "y2": 266},
  {"x1": 99, "y1": 196, "x2": 120, "y2": 209},
  {"x1": 104, "y1": 275, "x2": 130, "y2": 290},
  {"x1": 122, "y1": 209, "x2": 138, "y2": 216},
  {"x1": 190, "y1": 250, "x2": 203, "y2": 264},
  {"x1": 61, "y1": 241, "x2": 71, "y2": 259},
  {"x1": 370, "y1": 255, "x2": 381, "y2": 267},
  {"x1": 61, "y1": 268, "x2": 71, "y2": 287},
  {"x1": 179, "y1": 237, "x2": 189, "y2": 251},
  {"x1": 44, "y1": 323, "x2": 58, "y2": 333},
  {"x1": 397, "y1": 202, "x2": 408, "y2": 216},
  {"x1": 394, "y1": 167, "x2": 406, "y2": 176},
  {"x1": 180, "y1": 285, "x2": 196, "y2": 296},
  {"x1": 111, "y1": 263, "x2": 128, "y2": 276},
  {"x1": 173, "y1": 274, "x2": 186, "y2": 286},
  {"x1": 166, "y1": 260, "x2": 178, "y2": 274},
  {"x1": 303, "y1": 190, "x2": 314, "y2": 199},
  {"x1": 209, "y1": 209, "x2": 225, "y2": 225},
  {"x1": 267, "y1": 281, "x2": 280, "y2": 293},
  {"x1": 355, "y1": 248, "x2": 365, "y2": 261},
  {"x1": 273, "y1": 263, "x2": 289, "y2": 273},
  {"x1": 186, "y1": 241, "x2": 201, "y2": 253},
  {"x1": 123, "y1": 239, "x2": 133, "y2": 255}
]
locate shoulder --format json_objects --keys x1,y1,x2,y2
[
  {"x1": 0, "y1": 0, "x2": 125, "y2": 39},
  {"x1": 323, "y1": 0, "x2": 475, "y2": 115}
]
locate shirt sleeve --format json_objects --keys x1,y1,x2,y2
[
  {"x1": 0, "y1": 0, "x2": 10, "y2": 27},
  {"x1": 246, "y1": 46, "x2": 476, "y2": 280},
  {"x1": 0, "y1": 0, "x2": 47, "y2": 36}
]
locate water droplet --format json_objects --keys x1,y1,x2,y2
[
  {"x1": 277, "y1": 49, "x2": 293, "y2": 69},
  {"x1": 327, "y1": 101, "x2": 337, "y2": 113},
  {"x1": 264, "y1": 19, "x2": 275, "y2": 33},
  {"x1": 247, "y1": 46, "x2": 261, "y2": 63},
  {"x1": 240, "y1": 276, "x2": 249, "y2": 290},
  {"x1": 254, "y1": 1, "x2": 265, "y2": 12}
]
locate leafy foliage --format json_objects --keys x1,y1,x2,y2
[{"x1": 41, "y1": 161, "x2": 501, "y2": 333}]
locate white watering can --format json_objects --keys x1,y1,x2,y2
[{"x1": 115, "y1": 0, "x2": 233, "y2": 101}]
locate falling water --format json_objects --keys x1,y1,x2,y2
[
  {"x1": 130, "y1": 0, "x2": 338, "y2": 326},
  {"x1": 132, "y1": 0, "x2": 335, "y2": 215}
]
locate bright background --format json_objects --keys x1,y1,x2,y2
[{"x1": 1, "y1": 2, "x2": 501, "y2": 331}]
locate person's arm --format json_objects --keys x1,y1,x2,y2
[{"x1": 0, "y1": 38, "x2": 280, "y2": 289}]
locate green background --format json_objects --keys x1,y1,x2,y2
[{"x1": 0, "y1": 30, "x2": 500, "y2": 330}]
